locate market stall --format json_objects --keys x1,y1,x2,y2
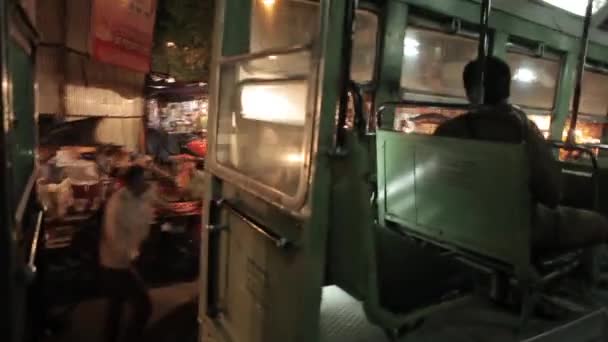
[
  {"x1": 36, "y1": 117, "x2": 204, "y2": 305},
  {"x1": 145, "y1": 77, "x2": 209, "y2": 163}
]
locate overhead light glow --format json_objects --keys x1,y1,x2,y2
[
  {"x1": 241, "y1": 83, "x2": 307, "y2": 125},
  {"x1": 167, "y1": 77, "x2": 176, "y2": 83},
  {"x1": 403, "y1": 37, "x2": 420, "y2": 57},
  {"x1": 261, "y1": 0, "x2": 276, "y2": 7},
  {"x1": 284, "y1": 153, "x2": 305, "y2": 163},
  {"x1": 513, "y1": 68, "x2": 537, "y2": 83},
  {"x1": 541, "y1": 0, "x2": 607, "y2": 16},
  {"x1": 166, "y1": 41, "x2": 176, "y2": 48}
]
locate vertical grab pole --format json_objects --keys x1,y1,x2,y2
[
  {"x1": 476, "y1": 0, "x2": 492, "y2": 105},
  {"x1": 334, "y1": 0, "x2": 358, "y2": 154},
  {"x1": 567, "y1": 0, "x2": 594, "y2": 144}
]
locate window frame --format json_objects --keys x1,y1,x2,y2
[
  {"x1": 351, "y1": 4, "x2": 381, "y2": 89},
  {"x1": 400, "y1": 18, "x2": 481, "y2": 102},
  {"x1": 577, "y1": 61, "x2": 608, "y2": 118},
  {"x1": 207, "y1": 0, "x2": 323, "y2": 212},
  {"x1": 505, "y1": 40, "x2": 564, "y2": 113}
]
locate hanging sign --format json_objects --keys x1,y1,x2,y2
[{"x1": 91, "y1": 0, "x2": 158, "y2": 73}]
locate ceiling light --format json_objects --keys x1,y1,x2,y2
[
  {"x1": 513, "y1": 68, "x2": 537, "y2": 83},
  {"x1": 167, "y1": 77, "x2": 176, "y2": 83},
  {"x1": 403, "y1": 37, "x2": 420, "y2": 57},
  {"x1": 542, "y1": 0, "x2": 607, "y2": 16}
]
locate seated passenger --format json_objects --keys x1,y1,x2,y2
[{"x1": 435, "y1": 56, "x2": 608, "y2": 255}]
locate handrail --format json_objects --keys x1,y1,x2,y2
[
  {"x1": 27, "y1": 209, "x2": 45, "y2": 274},
  {"x1": 216, "y1": 199, "x2": 293, "y2": 249},
  {"x1": 566, "y1": 0, "x2": 594, "y2": 143},
  {"x1": 549, "y1": 141, "x2": 598, "y2": 170},
  {"x1": 375, "y1": 100, "x2": 472, "y2": 130},
  {"x1": 15, "y1": 167, "x2": 38, "y2": 225},
  {"x1": 550, "y1": 141, "x2": 600, "y2": 211},
  {"x1": 219, "y1": 44, "x2": 312, "y2": 65},
  {"x1": 578, "y1": 143, "x2": 608, "y2": 151}
]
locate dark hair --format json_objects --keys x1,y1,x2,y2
[
  {"x1": 463, "y1": 56, "x2": 511, "y2": 105},
  {"x1": 123, "y1": 165, "x2": 145, "y2": 187}
]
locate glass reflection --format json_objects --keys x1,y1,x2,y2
[
  {"x1": 579, "y1": 69, "x2": 608, "y2": 116},
  {"x1": 506, "y1": 52, "x2": 560, "y2": 110},
  {"x1": 401, "y1": 27, "x2": 478, "y2": 99}
]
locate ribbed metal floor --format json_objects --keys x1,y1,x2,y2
[
  {"x1": 319, "y1": 286, "x2": 608, "y2": 342},
  {"x1": 320, "y1": 286, "x2": 388, "y2": 342}
]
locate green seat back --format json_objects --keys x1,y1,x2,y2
[{"x1": 377, "y1": 131, "x2": 532, "y2": 269}]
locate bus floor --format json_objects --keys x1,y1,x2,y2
[
  {"x1": 320, "y1": 285, "x2": 608, "y2": 342},
  {"x1": 42, "y1": 281, "x2": 199, "y2": 342}
]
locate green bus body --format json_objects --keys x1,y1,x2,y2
[
  {"x1": 201, "y1": 0, "x2": 608, "y2": 341},
  {"x1": 1, "y1": 1, "x2": 39, "y2": 342}
]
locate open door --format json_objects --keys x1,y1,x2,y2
[
  {"x1": 199, "y1": 1, "x2": 332, "y2": 341},
  {"x1": 1, "y1": 2, "x2": 40, "y2": 342}
]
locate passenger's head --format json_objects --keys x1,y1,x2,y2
[
  {"x1": 463, "y1": 56, "x2": 512, "y2": 105},
  {"x1": 123, "y1": 165, "x2": 147, "y2": 197}
]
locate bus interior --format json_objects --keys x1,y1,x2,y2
[{"x1": 201, "y1": 0, "x2": 608, "y2": 341}]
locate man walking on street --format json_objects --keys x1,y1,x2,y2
[{"x1": 99, "y1": 165, "x2": 157, "y2": 342}]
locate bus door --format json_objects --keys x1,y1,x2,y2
[
  {"x1": 200, "y1": 1, "x2": 329, "y2": 341},
  {"x1": 1, "y1": 2, "x2": 40, "y2": 342}
]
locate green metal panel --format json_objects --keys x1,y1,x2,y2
[
  {"x1": 328, "y1": 129, "x2": 377, "y2": 300},
  {"x1": 550, "y1": 52, "x2": 577, "y2": 140},
  {"x1": 374, "y1": 1, "x2": 408, "y2": 128},
  {"x1": 221, "y1": 0, "x2": 251, "y2": 56},
  {"x1": 377, "y1": 131, "x2": 532, "y2": 268},
  {"x1": 0, "y1": 1, "x2": 13, "y2": 341},
  {"x1": 492, "y1": 30, "x2": 509, "y2": 59},
  {"x1": 8, "y1": 40, "x2": 35, "y2": 202}
]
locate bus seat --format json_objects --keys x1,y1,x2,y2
[
  {"x1": 327, "y1": 130, "x2": 473, "y2": 334},
  {"x1": 374, "y1": 225, "x2": 473, "y2": 314},
  {"x1": 374, "y1": 131, "x2": 599, "y2": 328},
  {"x1": 377, "y1": 131, "x2": 532, "y2": 274},
  {"x1": 559, "y1": 161, "x2": 596, "y2": 210}
]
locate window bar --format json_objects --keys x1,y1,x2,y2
[
  {"x1": 567, "y1": 0, "x2": 594, "y2": 144},
  {"x1": 476, "y1": 0, "x2": 491, "y2": 105}
]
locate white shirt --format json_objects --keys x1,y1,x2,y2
[{"x1": 99, "y1": 186, "x2": 158, "y2": 269}]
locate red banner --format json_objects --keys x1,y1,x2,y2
[{"x1": 91, "y1": 0, "x2": 157, "y2": 73}]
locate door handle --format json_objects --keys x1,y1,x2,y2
[
  {"x1": 218, "y1": 199, "x2": 293, "y2": 249},
  {"x1": 21, "y1": 209, "x2": 44, "y2": 285}
]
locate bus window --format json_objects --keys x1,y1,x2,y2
[
  {"x1": 506, "y1": 49, "x2": 560, "y2": 111},
  {"x1": 559, "y1": 68, "x2": 608, "y2": 151},
  {"x1": 578, "y1": 68, "x2": 608, "y2": 116},
  {"x1": 216, "y1": 1, "x2": 377, "y2": 204},
  {"x1": 559, "y1": 118, "x2": 603, "y2": 161},
  {"x1": 528, "y1": 67, "x2": 607, "y2": 144},
  {"x1": 400, "y1": 27, "x2": 478, "y2": 99},
  {"x1": 251, "y1": 1, "x2": 377, "y2": 83},
  {"x1": 562, "y1": 119, "x2": 603, "y2": 145},
  {"x1": 398, "y1": 27, "x2": 476, "y2": 133},
  {"x1": 250, "y1": 0, "x2": 318, "y2": 52},
  {"x1": 216, "y1": 51, "x2": 311, "y2": 199},
  {"x1": 528, "y1": 114, "x2": 551, "y2": 139},
  {"x1": 351, "y1": 11, "x2": 378, "y2": 83}
]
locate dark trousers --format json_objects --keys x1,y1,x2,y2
[
  {"x1": 534, "y1": 205, "x2": 608, "y2": 251},
  {"x1": 534, "y1": 205, "x2": 608, "y2": 283},
  {"x1": 101, "y1": 267, "x2": 151, "y2": 342}
]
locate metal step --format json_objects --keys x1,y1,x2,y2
[{"x1": 523, "y1": 309, "x2": 608, "y2": 342}]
